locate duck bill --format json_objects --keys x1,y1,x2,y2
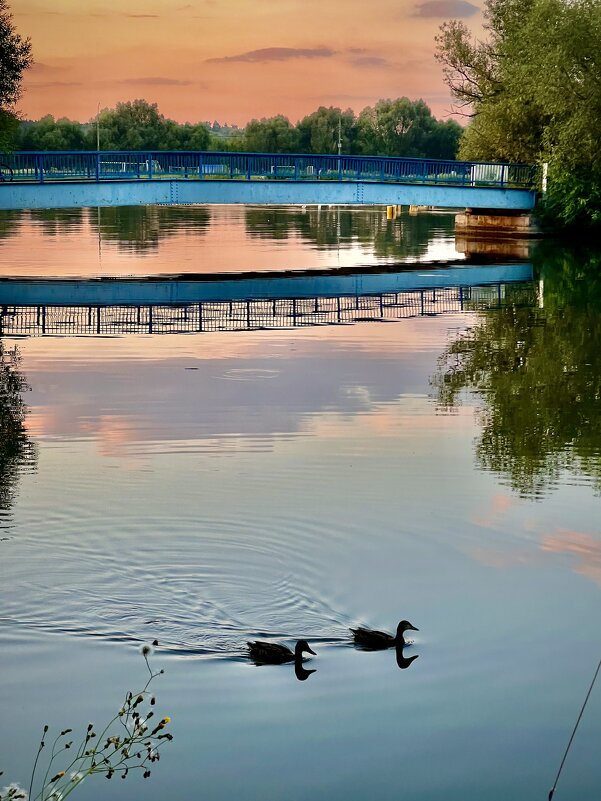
[
  {"x1": 407, "y1": 624, "x2": 419, "y2": 632},
  {"x1": 306, "y1": 645, "x2": 317, "y2": 656}
]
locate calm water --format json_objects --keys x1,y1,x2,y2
[{"x1": 0, "y1": 206, "x2": 599, "y2": 800}]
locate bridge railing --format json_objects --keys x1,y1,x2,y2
[
  {"x1": 0, "y1": 283, "x2": 534, "y2": 337},
  {"x1": 0, "y1": 151, "x2": 535, "y2": 189}
]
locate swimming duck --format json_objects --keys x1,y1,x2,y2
[
  {"x1": 350, "y1": 620, "x2": 418, "y2": 650},
  {"x1": 247, "y1": 638, "x2": 316, "y2": 665}
]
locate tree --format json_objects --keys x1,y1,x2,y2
[
  {"x1": 95, "y1": 100, "x2": 166, "y2": 150},
  {"x1": 435, "y1": 0, "x2": 601, "y2": 228},
  {"x1": 296, "y1": 106, "x2": 357, "y2": 154},
  {"x1": 355, "y1": 98, "x2": 461, "y2": 159},
  {"x1": 357, "y1": 98, "x2": 430, "y2": 157},
  {"x1": 242, "y1": 115, "x2": 300, "y2": 153},
  {"x1": 17, "y1": 115, "x2": 88, "y2": 150},
  {"x1": 0, "y1": 0, "x2": 32, "y2": 150},
  {"x1": 0, "y1": 107, "x2": 18, "y2": 151},
  {"x1": 12, "y1": 97, "x2": 461, "y2": 158},
  {"x1": 92, "y1": 100, "x2": 211, "y2": 151},
  {"x1": 176, "y1": 122, "x2": 211, "y2": 151}
]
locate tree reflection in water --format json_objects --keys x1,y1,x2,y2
[
  {"x1": 88, "y1": 205, "x2": 212, "y2": 253},
  {"x1": 433, "y1": 244, "x2": 601, "y2": 497},
  {"x1": 0, "y1": 343, "x2": 36, "y2": 515},
  {"x1": 244, "y1": 206, "x2": 454, "y2": 261}
]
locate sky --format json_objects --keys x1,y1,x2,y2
[{"x1": 12, "y1": 0, "x2": 483, "y2": 126}]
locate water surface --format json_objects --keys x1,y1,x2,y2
[{"x1": 0, "y1": 206, "x2": 599, "y2": 800}]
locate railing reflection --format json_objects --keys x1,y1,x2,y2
[{"x1": 0, "y1": 283, "x2": 534, "y2": 337}]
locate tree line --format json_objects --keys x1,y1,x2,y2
[
  {"x1": 14, "y1": 98, "x2": 462, "y2": 160},
  {"x1": 4, "y1": 0, "x2": 601, "y2": 228}
]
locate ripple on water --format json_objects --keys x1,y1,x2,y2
[{"x1": 0, "y1": 504, "x2": 354, "y2": 658}]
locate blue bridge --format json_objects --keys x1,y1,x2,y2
[
  {"x1": 0, "y1": 262, "x2": 533, "y2": 337},
  {"x1": 0, "y1": 151, "x2": 536, "y2": 211}
]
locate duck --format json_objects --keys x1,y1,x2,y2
[
  {"x1": 247, "y1": 638, "x2": 316, "y2": 665},
  {"x1": 350, "y1": 619, "x2": 418, "y2": 650}
]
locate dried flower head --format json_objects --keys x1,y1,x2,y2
[{"x1": 1, "y1": 783, "x2": 28, "y2": 801}]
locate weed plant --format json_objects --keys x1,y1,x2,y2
[{"x1": 0, "y1": 644, "x2": 173, "y2": 801}]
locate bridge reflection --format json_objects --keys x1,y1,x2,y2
[{"x1": 0, "y1": 263, "x2": 534, "y2": 338}]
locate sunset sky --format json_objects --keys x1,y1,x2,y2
[{"x1": 12, "y1": 0, "x2": 482, "y2": 126}]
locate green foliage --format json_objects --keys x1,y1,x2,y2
[
  {"x1": 433, "y1": 245, "x2": 601, "y2": 496},
  {"x1": 537, "y1": 168, "x2": 601, "y2": 230},
  {"x1": 356, "y1": 98, "x2": 460, "y2": 159},
  {"x1": 96, "y1": 100, "x2": 209, "y2": 151},
  {"x1": 296, "y1": 106, "x2": 357, "y2": 154},
  {"x1": 176, "y1": 121, "x2": 211, "y2": 151},
  {"x1": 0, "y1": 0, "x2": 32, "y2": 151},
  {"x1": 0, "y1": 108, "x2": 18, "y2": 152},
  {"x1": 242, "y1": 115, "x2": 300, "y2": 153},
  {"x1": 16, "y1": 98, "x2": 461, "y2": 159},
  {"x1": 436, "y1": 0, "x2": 601, "y2": 229},
  {"x1": 0, "y1": 0, "x2": 32, "y2": 108},
  {"x1": 18, "y1": 116, "x2": 88, "y2": 151}
]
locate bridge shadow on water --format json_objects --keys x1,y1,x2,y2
[{"x1": 0, "y1": 261, "x2": 533, "y2": 338}]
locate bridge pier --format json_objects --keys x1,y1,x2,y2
[
  {"x1": 455, "y1": 208, "x2": 541, "y2": 239},
  {"x1": 456, "y1": 235, "x2": 533, "y2": 261}
]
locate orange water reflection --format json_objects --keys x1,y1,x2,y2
[{"x1": 0, "y1": 206, "x2": 461, "y2": 278}]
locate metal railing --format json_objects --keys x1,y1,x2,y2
[
  {"x1": 0, "y1": 283, "x2": 534, "y2": 337},
  {"x1": 0, "y1": 151, "x2": 536, "y2": 189}
]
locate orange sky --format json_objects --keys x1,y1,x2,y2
[{"x1": 12, "y1": 0, "x2": 482, "y2": 125}]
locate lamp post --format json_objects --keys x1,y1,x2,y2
[
  {"x1": 96, "y1": 102, "x2": 101, "y2": 151},
  {"x1": 337, "y1": 114, "x2": 342, "y2": 177}
]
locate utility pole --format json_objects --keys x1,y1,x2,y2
[{"x1": 337, "y1": 114, "x2": 342, "y2": 177}]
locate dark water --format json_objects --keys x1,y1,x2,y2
[{"x1": 0, "y1": 206, "x2": 599, "y2": 800}]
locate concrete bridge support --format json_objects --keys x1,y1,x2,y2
[{"x1": 455, "y1": 208, "x2": 541, "y2": 239}]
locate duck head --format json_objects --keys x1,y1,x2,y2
[
  {"x1": 295, "y1": 639, "x2": 317, "y2": 658},
  {"x1": 396, "y1": 620, "x2": 419, "y2": 638}
]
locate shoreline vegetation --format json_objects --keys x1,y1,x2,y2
[
  {"x1": 2, "y1": 0, "x2": 601, "y2": 232},
  {"x1": 436, "y1": 0, "x2": 601, "y2": 233},
  {"x1": 11, "y1": 98, "x2": 463, "y2": 164}
]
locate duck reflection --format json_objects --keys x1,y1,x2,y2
[
  {"x1": 395, "y1": 645, "x2": 419, "y2": 670},
  {"x1": 246, "y1": 639, "x2": 317, "y2": 681},
  {"x1": 294, "y1": 662, "x2": 317, "y2": 682}
]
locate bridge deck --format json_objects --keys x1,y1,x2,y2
[{"x1": 0, "y1": 151, "x2": 537, "y2": 211}]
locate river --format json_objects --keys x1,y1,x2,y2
[{"x1": 0, "y1": 205, "x2": 599, "y2": 800}]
